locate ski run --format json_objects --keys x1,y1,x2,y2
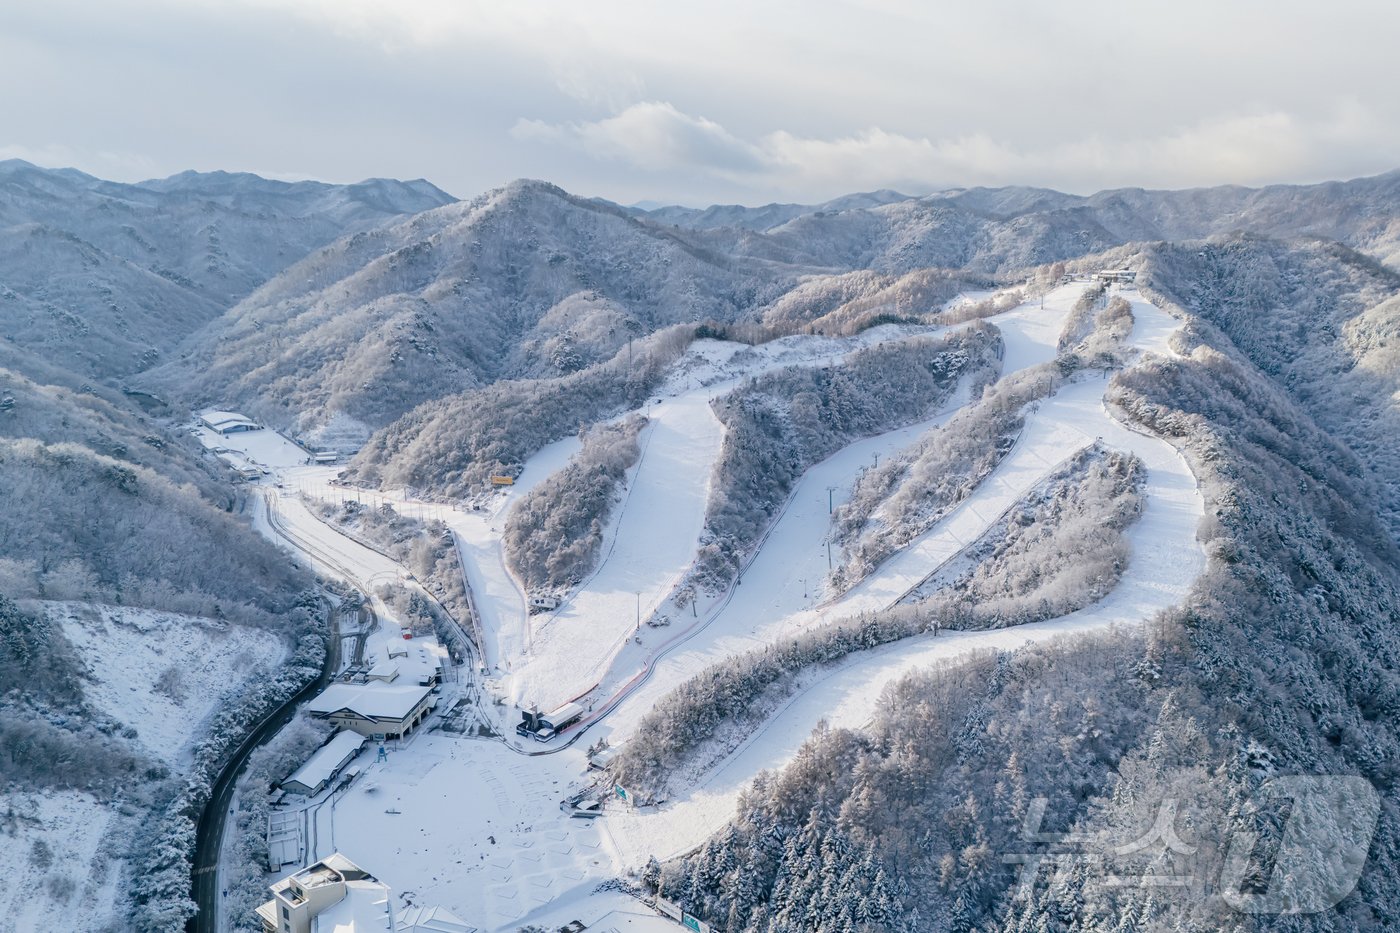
[{"x1": 209, "y1": 280, "x2": 1207, "y2": 932}]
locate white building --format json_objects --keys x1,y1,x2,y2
[
  {"x1": 281, "y1": 731, "x2": 367, "y2": 796},
  {"x1": 199, "y1": 410, "x2": 261, "y2": 435},
  {"x1": 256, "y1": 853, "x2": 392, "y2": 933},
  {"x1": 255, "y1": 853, "x2": 474, "y2": 933},
  {"x1": 305, "y1": 682, "x2": 435, "y2": 740}
]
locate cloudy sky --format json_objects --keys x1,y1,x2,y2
[{"x1": 2, "y1": 0, "x2": 1397, "y2": 206}]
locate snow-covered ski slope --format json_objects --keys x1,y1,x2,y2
[
  {"x1": 503, "y1": 316, "x2": 1031, "y2": 710},
  {"x1": 506, "y1": 390, "x2": 722, "y2": 708},
  {"x1": 221, "y1": 282, "x2": 1208, "y2": 932},
  {"x1": 590, "y1": 284, "x2": 1083, "y2": 739},
  {"x1": 602, "y1": 287, "x2": 1207, "y2": 865}
]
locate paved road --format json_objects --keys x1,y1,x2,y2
[{"x1": 187, "y1": 595, "x2": 340, "y2": 933}]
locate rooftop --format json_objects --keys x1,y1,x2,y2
[
  {"x1": 314, "y1": 878, "x2": 394, "y2": 933},
  {"x1": 395, "y1": 905, "x2": 477, "y2": 932},
  {"x1": 284, "y1": 731, "x2": 367, "y2": 792},
  {"x1": 199, "y1": 409, "x2": 258, "y2": 428},
  {"x1": 307, "y1": 682, "x2": 433, "y2": 722}
]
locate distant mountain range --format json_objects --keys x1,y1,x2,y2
[
  {"x1": 5, "y1": 158, "x2": 1400, "y2": 933},
  {"x1": 4, "y1": 157, "x2": 1399, "y2": 461},
  {"x1": 634, "y1": 172, "x2": 1400, "y2": 270},
  {"x1": 0, "y1": 158, "x2": 454, "y2": 383}
]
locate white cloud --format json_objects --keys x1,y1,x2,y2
[
  {"x1": 4, "y1": 0, "x2": 1399, "y2": 204},
  {"x1": 514, "y1": 100, "x2": 1400, "y2": 199},
  {"x1": 512, "y1": 102, "x2": 771, "y2": 176}
]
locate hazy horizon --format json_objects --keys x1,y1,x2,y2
[{"x1": 4, "y1": 0, "x2": 1399, "y2": 207}]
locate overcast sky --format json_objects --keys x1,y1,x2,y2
[{"x1": 2, "y1": 0, "x2": 1398, "y2": 207}]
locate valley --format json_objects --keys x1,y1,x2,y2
[
  {"x1": 189, "y1": 277, "x2": 1207, "y2": 932},
  {"x1": 3, "y1": 160, "x2": 1399, "y2": 933}
]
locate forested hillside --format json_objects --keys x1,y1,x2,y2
[
  {"x1": 0, "y1": 160, "x2": 452, "y2": 386},
  {"x1": 1138, "y1": 235, "x2": 1400, "y2": 540},
  {"x1": 652, "y1": 171, "x2": 1400, "y2": 272},
  {"x1": 345, "y1": 324, "x2": 694, "y2": 494},
  {"x1": 144, "y1": 180, "x2": 802, "y2": 441},
  {"x1": 657, "y1": 301, "x2": 1400, "y2": 933}
]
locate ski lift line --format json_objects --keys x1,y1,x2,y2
[
  {"x1": 523, "y1": 379, "x2": 985, "y2": 744},
  {"x1": 491, "y1": 530, "x2": 534, "y2": 654},
  {"x1": 446, "y1": 532, "x2": 489, "y2": 660}
]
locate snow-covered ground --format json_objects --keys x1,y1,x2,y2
[
  {"x1": 0, "y1": 790, "x2": 124, "y2": 933},
  {"x1": 505, "y1": 390, "x2": 723, "y2": 711},
  {"x1": 591, "y1": 283, "x2": 1084, "y2": 741},
  {"x1": 325, "y1": 735, "x2": 605, "y2": 930},
  {"x1": 52, "y1": 602, "x2": 285, "y2": 767},
  {"x1": 600, "y1": 287, "x2": 1207, "y2": 866},
  {"x1": 501, "y1": 311, "x2": 1056, "y2": 711},
  {"x1": 210, "y1": 283, "x2": 1208, "y2": 933}
]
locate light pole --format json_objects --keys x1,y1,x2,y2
[
  {"x1": 826, "y1": 485, "x2": 837, "y2": 514},
  {"x1": 635, "y1": 591, "x2": 641, "y2": 632}
]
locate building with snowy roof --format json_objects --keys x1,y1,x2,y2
[
  {"x1": 395, "y1": 905, "x2": 476, "y2": 932},
  {"x1": 199, "y1": 410, "x2": 261, "y2": 435},
  {"x1": 256, "y1": 853, "x2": 392, "y2": 933},
  {"x1": 255, "y1": 853, "x2": 476, "y2": 933},
  {"x1": 281, "y1": 731, "x2": 367, "y2": 796},
  {"x1": 305, "y1": 681, "x2": 435, "y2": 739}
]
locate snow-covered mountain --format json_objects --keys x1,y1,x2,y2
[
  {"x1": 643, "y1": 173, "x2": 1400, "y2": 273},
  {"x1": 0, "y1": 159, "x2": 455, "y2": 302},
  {"x1": 7, "y1": 159, "x2": 1400, "y2": 933},
  {"x1": 142, "y1": 179, "x2": 808, "y2": 439},
  {"x1": 635, "y1": 188, "x2": 915, "y2": 232},
  {"x1": 0, "y1": 159, "x2": 455, "y2": 383}
]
